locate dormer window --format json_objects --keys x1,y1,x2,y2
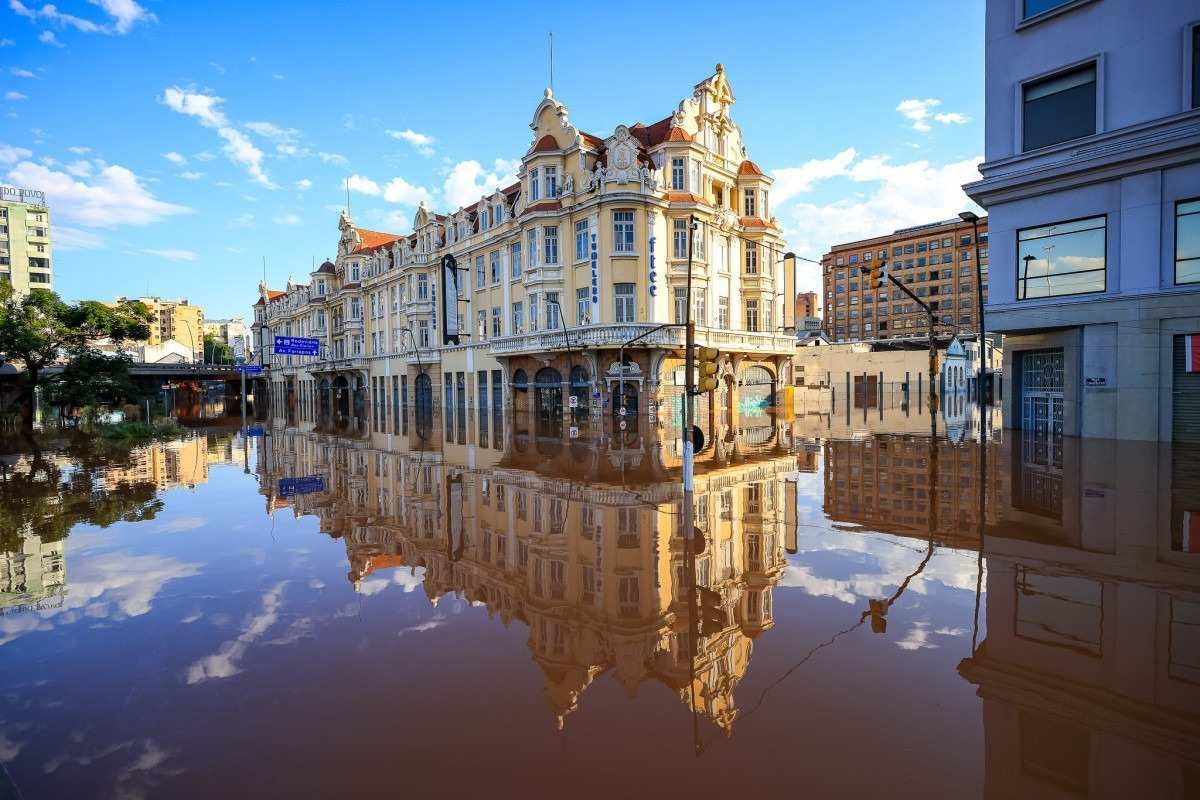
[
  {"x1": 744, "y1": 189, "x2": 756, "y2": 217},
  {"x1": 531, "y1": 167, "x2": 541, "y2": 201}
]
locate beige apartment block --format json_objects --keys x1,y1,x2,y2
[
  {"x1": 0, "y1": 186, "x2": 52, "y2": 297},
  {"x1": 114, "y1": 296, "x2": 205, "y2": 360}
]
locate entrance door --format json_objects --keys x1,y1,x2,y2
[
  {"x1": 1020, "y1": 348, "x2": 1064, "y2": 436},
  {"x1": 534, "y1": 367, "x2": 563, "y2": 437}
]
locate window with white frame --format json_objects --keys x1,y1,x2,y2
[
  {"x1": 576, "y1": 287, "x2": 589, "y2": 324},
  {"x1": 510, "y1": 242, "x2": 522, "y2": 278},
  {"x1": 530, "y1": 167, "x2": 540, "y2": 201},
  {"x1": 613, "y1": 210, "x2": 635, "y2": 254},
  {"x1": 671, "y1": 157, "x2": 685, "y2": 191},
  {"x1": 694, "y1": 221, "x2": 706, "y2": 259},
  {"x1": 717, "y1": 296, "x2": 729, "y2": 328},
  {"x1": 543, "y1": 226, "x2": 559, "y2": 264},
  {"x1": 530, "y1": 293, "x2": 539, "y2": 332},
  {"x1": 491, "y1": 307, "x2": 501, "y2": 337},
  {"x1": 475, "y1": 255, "x2": 485, "y2": 288},
  {"x1": 526, "y1": 229, "x2": 538, "y2": 268},
  {"x1": 544, "y1": 166, "x2": 558, "y2": 198},
  {"x1": 477, "y1": 310, "x2": 487, "y2": 339},
  {"x1": 512, "y1": 301, "x2": 523, "y2": 333},
  {"x1": 745, "y1": 241, "x2": 759, "y2": 274},
  {"x1": 674, "y1": 286, "x2": 688, "y2": 325},
  {"x1": 614, "y1": 283, "x2": 635, "y2": 323},
  {"x1": 745, "y1": 299, "x2": 759, "y2": 332},
  {"x1": 673, "y1": 219, "x2": 688, "y2": 259},
  {"x1": 490, "y1": 250, "x2": 500, "y2": 284},
  {"x1": 575, "y1": 220, "x2": 588, "y2": 261},
  {"x1": 694, "y1": 288, "x2": 707, "y2": 325},
  {"x1": 545, "y1": 291, "x2": 560, "y2": 329},
  {"x1": 418, "y1": 319, "x2": 430, "y2": 348},
  {"x1": 744, "y1": 188, "x2": 756, "y2": 217},
  {"x1": 417, "y1": 273, "x2": 429, "y2": 300}
]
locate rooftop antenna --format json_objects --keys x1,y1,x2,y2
[{"x1": 548, "y1": 31, "x2": 554, "y2": 94}]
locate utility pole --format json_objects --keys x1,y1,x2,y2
[
  {"x1": 883, "y1": 262, "x2": 938, "y2": 414},
  {"x1": 683, "y1": 213, "x2": 698, "y2": 560},
  {"x1": 959, "y1": 211, "x2": 987, "y2": 410}
]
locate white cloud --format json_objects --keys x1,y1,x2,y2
[
  {"x1": 896, "y1": 98, "x2": 970, "y2": 132},
  {"x1": 0, "y1": 38, "x2": 14, "y2": 47},
  {"x1": 160, "y1": 86, "x2": 274, "y2": 187},
  {"x1": 179, "y1": 170, "x2": 203, "y2": 180},
  {"x1": 272, "y1": 212, "x2": 302, "y2": 225},
  {"x1": 208, "y1": 61, "x2": 225, "y2": 74},
  {"x1": 54, "y1": 225, "x2": 104, "y2": 249},
  {"x1": 383, "y1": 175, "x2": 432, "y2": 206},
  {"x1": 365, "y1": 208, "x2": 411, "y2": 233},
  {"x1": 67, "y1": 145, "x2": 91, "y2": 154},
  {"x1": 272, "y1": 73, "x2": 285, "y2": 81},
  {"x1": 442, "y1": 158, "x2": 518, "y2": 208},
  {"x1": 243, "y1": 120, "x2": 303, "y2": 156},
  {"x1": 318, "y1": 151, "x2": 347, "y2": 165},
  {"x1": 63, "y1": 159, "x2": 92, "y2": 177},
  {"x1": 934, "y1": 112, "x2": 970, "y2": 125},
  {"x1": 295, "y1": 178, "x2": 312, "y2": 191},
  {"x1": 162, "y1": 151, "x2": 186, "y2": 165},
  {"x1": 386, "y1": 128, "x2": 435, "y2": 157},
  {"x1": 5, "y1": 158, "x2": 192, "y2": 227},
  {"x1": 0, "y1": 142, "x2": 32, "y2": 164},
  {"x1": 4, "y1": 91, "x2": 26, "y2": 101},
  {"x1": 772, "y1": 147, "x2": 857, "y2": 205},
  {"x1": 10, "y1": 67, "x2": 37, "y2": 78},
  {"x1": 10, "y1": 0, "x2": 155, "y2": 34},
  {"x1": 139, "y1": 248, "x2": 198, "y2": 262},
  {"x1": 193, "y1": 150, "x2": 215, "y2": 162},
  {"x1": 346, "y1": 174, "x2": 380, "y2": 196},
  {"x1": 772, "y1": 149, "x2": 982, "y2": 292},
  {"x1": 38, "y1": 29, "x2": 62, "y2": 46}
]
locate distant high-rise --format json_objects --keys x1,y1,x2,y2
[
  {"x1": 0, "y1": 186, "x2": 53, "y2": 297},
  {"x1": 112, "y1": 296, "x2": 206, "y2": 360}
]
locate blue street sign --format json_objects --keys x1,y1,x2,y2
[
  {"x1": 240, "y1": 365, "x2": 263, "y2": 375},
  {"x1": 242, "y1": 426, "x2": 265, "y2": 437},
  {"x1": 234, "y1": 356, "x2": 244, "y2": 366},
  {"x1": 279, "y1": 475, "x2": 325, "y2": 498},
  {"x1": 274, "y1": 336, "x2": 320, "y2": 357}
]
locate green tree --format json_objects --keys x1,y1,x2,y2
[
  {"x1": 0, "y1": 285, "x2": 151, "y2": 428},
  {"x1": 203, "y1": 334, "x2": 234, "y2": 365},
  {"x1": 47, "y1": 350, "x2": 141, "y2": 410}
]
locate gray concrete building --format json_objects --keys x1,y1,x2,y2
[{"x1": 965, "y1": 0, "x2": 1200, "y2": 442}]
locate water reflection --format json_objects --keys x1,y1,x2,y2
[{"x1": 0, "y1": 408, "x2": 1196, "y2": 797}]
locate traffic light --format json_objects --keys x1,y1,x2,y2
[
  {"x1": 868, "y1": 259, "x2": 889, "y2": 290},
  {"x1": 696, "y1": 346, "x2": 720, "y2": 393},
  {"x1": 700, "y1": 586, "x2": 725, "y2": 636}
]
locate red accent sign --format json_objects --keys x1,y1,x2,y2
[
  {"x1": 1187, "y1": 335, "x2": 1200, "y2": 373},
  {"x1": 1185, "y1": 512, "x2": 1200, "y2": 553}
]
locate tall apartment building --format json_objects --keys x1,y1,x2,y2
[
  {"x1": 965, "y1": 0, "x2": 1200, "y2": 442},
  {"x1": 253, "y1": 65, "x2": 796, "y2": 436},
  {"x1": 820, "y1": 217, "x2": 988, "y2": 343},
  {"x1": 115, "y1": 296, "x2": 205, "y2": 360},
  {"x1": 0, "y1": 186, "x2": 52, "y2": 297}
]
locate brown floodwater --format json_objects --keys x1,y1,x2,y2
[{"x1": 0, "y1": 406, "x2": 1197, "y2": 799}]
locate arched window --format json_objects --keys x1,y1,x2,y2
[{"x1": 512, "y1": 369, "x2": 528, "y2": 391}]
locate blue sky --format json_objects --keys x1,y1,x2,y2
[{"x1": 0, "y1": 0, "x2": 985, "y2": 319}]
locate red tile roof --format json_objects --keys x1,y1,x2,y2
[
  {"x1": 266, "y1": 289, "x2": 286, "y2": 300},
  {"x1": 523, "y1": 200, "x2": 561, "y2": 214},
  {"x1": 740, "y1": 216, "x2": 771, "y2": 228},
  {"x1": 362, "y1": 554, "x2": 405, "y2": 578},
  {"x1": 666, "y1": 126, "x2": 693, "y2": 142},
  {"x1": 738, "y1": 159, "x2": 764, "y2": 176},
  {"x1": 580, "y1": 132, "x2": 605, "y2": 150},
  {"x1": 665, "y1": 191, "x2": 706, "y2": 204},
  {"x1": 352, "y1": 227, "x2": 404, "y2": 253},
  {"x1": 534, "y1": 134, "x2": 560, "y2": 152},
  {"x1": 315, "y1": 260, "x2": 337, "y2": 274}
]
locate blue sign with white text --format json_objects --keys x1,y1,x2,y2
[
  {"x1": 274, "y1": 336, "x2": 320, "y2": 357},
  {"x1": 279, "y1": 475, "x2": 325, "y2": 498},
  {"x1": 242, "y1": 426, "x2": 265, "y2": 437},
  {"x1": 240, "y1": 365, "x2": 263, "y2": 375}
]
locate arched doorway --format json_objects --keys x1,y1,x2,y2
[
  {"x1": 333, "y1": 376, "x2": 350, "y2": 419},
  {"x1": 534, "y1": 367, "x2": 563, "y2": 436},
  {"x1": 739, "y1": 365, "x2": 775, "y2": 417},
  {"x1": 569, "y1": 365, "x2": 589, "y2": 426},
  {"x1": 613, "y1": 380, "x2": 639, "y2": 437}
]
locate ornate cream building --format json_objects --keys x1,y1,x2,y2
[{"x1": 252, "y1": 66, "x2": 795, "y2": 437}]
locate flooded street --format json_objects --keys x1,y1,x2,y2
[{"x1": 1, "y1": 408, "x2": 1197, "y2": 799}]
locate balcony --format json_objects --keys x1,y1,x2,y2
[
  {"x1": 308, "y1": 356, "x2": 370, "y2": 373},
  {"x1": 488, "y1": 322, "x2": 796, "y2": 357}
]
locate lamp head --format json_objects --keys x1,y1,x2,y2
[{"x1": 958, "y1": 211, "x2": 979, "y2": 223}]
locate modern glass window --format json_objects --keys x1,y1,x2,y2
[
  {"x1": 1023, "y1": 0, "x2": 1080, "y2": 20},
  {"x1": 745, "y1": 241, "x2": 758, "y2": 274},
  {"x1": 673, "y1": 219, "x2": 688, "y2": 259},
  {"x1": 575, "y1": 220, "x2": 588, "y2": 261},
  {"x1": 1023, "y1": 63, "x2": 1096, "y2": 151},
  {"x1": 510, "y1": 242, "x2": 522, "y2": 278},
  {"x1": 744, "y1": 188, "x2": 756, "y2": 217},
  {"x1": 671, "y1": 157, "x2": 685, "y2": 191},
  {"x1": 614, "y1": 283, "x2": 635, "y2": 323},
  {"x1": 1018, "y1": 215, "x2": 1106, "y2": 299},
  {"x1": 745, "y1": 299, "x2": 759, "y2": 332},
  {"x1": 1177, "y1": 198, "x2": 1200, "y2": 285},
  {"x1": 613, "y1": 210, "x2": 635, "y2": 254},
  {"x1": 543, "y1": 226, "x2": 558, "y2": 264}
]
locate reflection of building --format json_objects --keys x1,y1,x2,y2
[
  {"x1": 821, "y1": 216, "x2": 988, "y2": 343},
  {"x1": 0, "y1": 185, "x2": 53, "y2": 297},
  {"x1": 257, "y1": 421, "x2": 796, "y2": 735},
  {"x1": 100, "y1": 437, "x2": 210, "y2": 490},
  {"x1": 0, "y1": 530, "x2": 65, "y2": 613},
  {"x1": 960, "y1": 436, "x2": 1200, "y2": 797},
  {"x1": 252, "y1": 65, "x2": 795, "y2": 439},
  {"x1": 965, "y1": 0, "x2": 1200, "y2": 442}
]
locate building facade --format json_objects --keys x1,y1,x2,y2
[
  {"x1": 964, "y1": 0, "x2": 1200, "y2": 441},
  {"x1": 820, "y1": 217, "x2": 989, "y2": 343},
  {"x1": 202, "y1": 317, "x2": 251, "y2": 357},
  {"x1": 116, "y1": 296, "x2": 206, "y2": 362},
  {"x1": 252, "y1": 66, "x2": 796, "y2": 436},
  {"x1": 0, "y1": 185, "x2": 52, "y2": 297}
]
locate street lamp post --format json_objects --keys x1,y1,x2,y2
[{"x1": 959, "y1": 211, "x2": 986, "y2": 408}]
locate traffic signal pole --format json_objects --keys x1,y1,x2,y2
[
  {"x1": 881, "y1": 264, "x2": 938, "y2": 415},
  {"x1": 683, "y1": 213, "x2": 697, "y2": 542}
]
